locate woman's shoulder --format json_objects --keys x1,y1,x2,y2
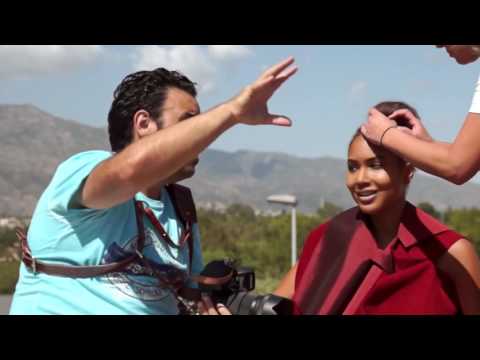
[
  {"x1": 405, "y1": 203, "x2": 467, "y2": 260},
  {"x1": 302, "y1": 207, "x2": 359, "y2": 253},
  {"x1": 307, "y1": 221, "x2": 331, "y2": 240},
  {"x1": 408, "y1": 203, "x2": 464, "y2": 250}
]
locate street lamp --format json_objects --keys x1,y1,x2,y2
[{"x1": 266, "y1": 194, "x2": 298, "y2": 267}]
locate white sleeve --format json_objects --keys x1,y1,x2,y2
[{"x1": 469, "y1": 73, "x2": 480, "y2": 114}]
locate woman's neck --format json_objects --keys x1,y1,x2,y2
[{"x1": 369, "y1": 201, "x2": 406, "y2": 249}]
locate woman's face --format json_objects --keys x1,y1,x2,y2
[{"x1": 346, "y1": 135, "x2": 413, "y2": 215}]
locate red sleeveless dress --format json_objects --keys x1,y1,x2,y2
[{"x1": 293, "y1": 202, "x2": 462, "y2": 315}]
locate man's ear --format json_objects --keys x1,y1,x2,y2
[{"x1": 132, "y1": 110, "x2": 158, "y2": 140}]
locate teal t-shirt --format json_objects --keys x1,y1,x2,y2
[{"x1": 9, "y1": 151, "x2": 203, "y2": 315}]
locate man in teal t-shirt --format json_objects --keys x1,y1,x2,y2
[
  {"x1": 11, "y1": 150, "x2": 203, "y2": 314},
  {"x1": 10, "y1": 57, "x2": 298, "y2": 314}
]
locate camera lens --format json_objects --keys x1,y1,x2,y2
[{"x1": 226, "y1": 292, "x2": 293, "y2": 315}]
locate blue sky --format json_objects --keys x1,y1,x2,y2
[{"x1": 1, "y1": 45, "x2": 479, "y2": 171}]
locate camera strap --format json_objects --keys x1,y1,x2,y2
[
  {"x1": 17, "y1": 184, "x2": 196, "y2": 280},
  {"x1": 137, "y1": 184, "x2": 195, "y2": 268},
  {"x1": 18, "y1": 184, "x2": 237, "y2": 313}
]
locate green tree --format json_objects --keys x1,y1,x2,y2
[
  {"x1": 317, "y1": 202, "x2": 343, "y2": 220},
  {"x1": 444, "y1": 208, "x2": 480, "y2": 254},
  {"x1": 418, "y1": 202, "x2": 442, "y2": 220}
]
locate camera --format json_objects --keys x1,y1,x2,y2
[{"x1": 197, "y1": 259, "x2": 293, "y2": 315}]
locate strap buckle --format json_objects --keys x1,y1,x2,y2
[
  {"x1": 31, "y1": 257, "x2": 37, "y2": 274},
  {"x1": 135, "y1": 249, "x2": 144, "y2": 260}
]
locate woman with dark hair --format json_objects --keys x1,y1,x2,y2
[{"x1": 275, "y1": 101, "x2": 480, "y2": 315}]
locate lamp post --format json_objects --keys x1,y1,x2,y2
[{"x1": 266, "y1": 194, "x2": 298, "y2": 267}]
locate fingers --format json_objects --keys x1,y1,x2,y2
[
  {"x1": 269, "y1": 66, "x2": 299, "y2": 92},
  {"x1": 368, "y1": 107, "x2": 383, "y2": 117},
  {"x1": 232, "y1": 57, "x2": 297, "y2": 127},
  {"x1": 201, "y1": 294, "x2": 219, "y2": 315},
  {"x1": 199, "y1": 295, "x2": 232, "y2": 315},
  {"x1": 216, "y1": 303, "x2": 232, "y2": 316},
  {"x1": 253, "y1": 62, "x2": 298, "y2": 93},
  {"x1": 261, "y1": 56, "x2": 295, "y2": 79},
  {"x1": 263, "y1": 114, "x2": 292, "y2": 127},
  {"x1": 388, "y1": 109, "x2": 420, "y2": 127},
  {"x1": 389, "y1": 109, "x2": 433, "y2": 141},
  {"x1": 251, "y1": 66, "x2": 298, "y2": 105},
  {"x1": 254, "y1": 75, "x2": 275, "y2": 90},
  {"x1": 368, "y1": 108, "x2": 400, "y2": 128},
  {"x1": 275, "y1": 65, "x2": 299, "y2": 82},
  {"x1": 197, "y1": 299, "x2": 207, "y2": 315},
  {"x1": 360, "y1": 123, "x2": 381, "y2": 145},
  {"x1": 360, "y1": 125, "x2": 368, "y2": 137},
  {"x1": 397, "y1": 126, "x2": 414, "y2": 135},
  {"x1": 368, "y1": 107, "x2": 419, "y2": 134}
]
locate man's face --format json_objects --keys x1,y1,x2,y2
[
  {"x1": 437, "y1": 45, "x2": 480, "y2": 65},
  {"x1": 156, "y1": 87, "x2": 201, "y2": 183}
]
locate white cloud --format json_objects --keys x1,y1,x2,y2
[
  {"x1": 348, "y1": 81, "x2": 368, "y2": 103},
  {"x1": 133, "y1": 45, "x2": 253, "y2": 94},
  {"x1": 207, "y1": 45, "x2": 252, "y2": 61},
  {"x1": 0, "y1": 45, "x2": 104, "y2": 79},
  {"x1": 349, "y1": 81, "x2": 368, "y2": 98},
  {"x1": 133, "y1": 45, "x2": 216, "y2": 93}
]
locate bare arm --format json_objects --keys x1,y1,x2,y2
[
  {"x1": 273, "y1": 264, "x2": 298, "y2": 299},
  {"x1": 362, "y1": 108, "x2": 480, "y2": 185},
  {"x1": 437, "y1": 239, "x2": 480, "y2": 315},
  {"x1": 81, "y1": 104, "x2": 235, "y2": 209},
  {"x1": 384, "y1": 112, "x2": 480, "y2": 184},
  {"x1": 81, "y1": 58, "x2": 298, "y2": 209}
]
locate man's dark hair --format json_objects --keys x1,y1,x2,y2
[{"x1": 108, "y1": 68, "x2": 197, "y2": 152}]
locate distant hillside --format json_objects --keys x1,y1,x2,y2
[
  {"x1": 0, "y1": 104, "x2": 109, "y2": 216},
  {"x1": 2, "y1": 104, "x2": 480, "y2": 216}
]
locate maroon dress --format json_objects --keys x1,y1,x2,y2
[{"x1": 293, "y1": 202, "x2": 463, "y2": 315}]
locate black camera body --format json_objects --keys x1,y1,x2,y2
[{"x1": 198, "y1": 260, "x2": 293, "y2": 315}]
